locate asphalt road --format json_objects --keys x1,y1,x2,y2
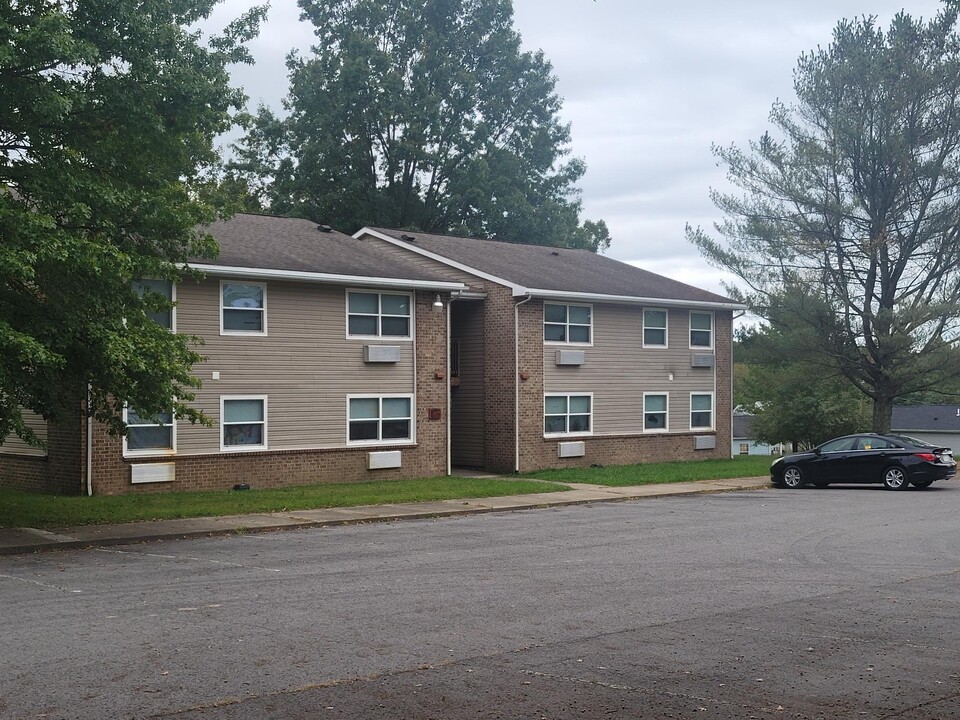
[{"x1": 2, "y1": 484, "x2": 960, "y2": 719}]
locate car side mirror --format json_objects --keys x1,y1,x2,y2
[{"x1": 812, "y1": 447, "x2": 821, "y2": 455}]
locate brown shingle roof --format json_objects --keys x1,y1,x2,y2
[
  {"x1": 364, "y1": 227, "x2": 737, "y2": 305},
  {"x1": 199, "y1": 214, "x2": 460, "y2": 284},
  {"x1": 196, "y1": 215, "x2": 738, "y2": 305}
]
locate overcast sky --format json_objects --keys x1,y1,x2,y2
[{"x1": 208, "y1": 0, "x2": 945, "y2": 296}]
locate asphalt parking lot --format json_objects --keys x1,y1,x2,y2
[{"x1": 2, "y1": 483, "x2": 959, "y2": 719}]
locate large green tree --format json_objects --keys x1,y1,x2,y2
[
  {"x1": 688, "y1": 3, "x2": 960, "y2": 432},
  {"x1": 1, "y1": 0, "x2": 264, "y2": 446},
  {"x1": 231, "y1": 0, "x2": 610, "y2": 251},
  {"x1": 735, "y1": 297, "x2": 870, "y2": 450}
]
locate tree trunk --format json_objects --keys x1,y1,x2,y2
[{"x1": 872, "y1": 392, "x2": 895, "y2": 433}]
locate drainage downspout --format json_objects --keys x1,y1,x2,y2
[
  {"x1": 514, "y1": 294, "x2": 533, "y2": 472},
  {"x1": 85, "y1": 384, "x2": 93, "y2": 496},
  {"x1": 730, "y1": 310, "x2": 746, "y2": 459}
]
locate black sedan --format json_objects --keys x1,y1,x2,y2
[{"x1": 771, "y1": 433, "x2": 956, "y2": 490}]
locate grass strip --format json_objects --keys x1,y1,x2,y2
[
  {"x1": 523, "y1": 455, "x2": 774, "y2": 487},
  {"x1": 0, "y1": 476, "x2": 568, "y2": 529}
]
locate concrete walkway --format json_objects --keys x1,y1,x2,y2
[{"x1": 0, "y1": 476, "x2": 771, "y2": 555}]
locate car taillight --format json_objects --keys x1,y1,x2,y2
[{"x1": 914, "y1": 452, "x2": 937, "y2": 462}]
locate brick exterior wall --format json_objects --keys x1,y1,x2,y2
[
  {"x1": 481, "y1": 284, "x2": 522, "y2": 472},
  {"x1": 0, "y1": 401, "x2": 85, "y2": 495},
  {"x1": 518, "y1": 307, "x2": 735, "y2": 472},
  {"x1": 86, "y1": 290, "x2": 449, "y2": 496}
]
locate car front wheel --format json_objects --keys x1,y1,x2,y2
[
  {"x1": 782, "y1": 466, "x2": 805, "y2": 489},
  {"x1": 882, "y1": 466, "x2": 909, "y2": 490}
]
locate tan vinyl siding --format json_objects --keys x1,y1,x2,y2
[
  {"x1": 543, "y1": 305, "x2": 715, "y2": 435},
  {"x1": 0, "y1": 410, "x2": 48, "y2": 457},
  {"x1": 175, "y1": 279, "x2": 415, "y2": 454}
]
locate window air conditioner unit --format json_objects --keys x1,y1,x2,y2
[
  {"x1": 691, "y1": 353, "x2": 715, "y2": 368},
  {"x1": 364, "y1": 345, "x2": 401, "y2": 363},
  {"x1": 557, "y1": 441, "x2": 586, "y2": 458},
  {"x1": 555, "y1": 350, "x2": 586, "y2": 366},
  {"x1": 694, "y1": 435, "x2": 716, "y2": 450}
]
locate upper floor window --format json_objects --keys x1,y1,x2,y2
[
  {"x1": 544, "y1": 394, "x2": 592, "y2": 435},
  {"x1": 124, "y1": 407, "x2": 174, "y2": 455},
  {"x1": 544, "y1": 303, "x2": 592, "y2": 344},
  {"x1": 348, "y1": 395, "x2": 413, "y2": 443},
  {"x1": 348, "y1": 291, "x2": 411, "y2": 338},
  {"x1": 690, "y1": 393, "x2": 714, "y2": 430},
  {"x1": 643, "y1": 309, "x2": 667, "y2": 347},
  {"x1": 690, "y1": 311, "x2": 713, "y2": 349},
  {"x1": 133, "y1": 279, "x2": 174, "y2": 330},
  {"x1": 222, "y1": 282, "x2": 266, "y2": 335}
]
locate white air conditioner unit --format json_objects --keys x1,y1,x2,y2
[
  {"x1": 364, "y1": 345, "x2": 401, "y2": 363},
  {"x1": 130, "y1": 463, "x2": 175, "y2": 484},
  {"x1": 557, "y1": 441, "x2": 586, "y2": 458},
  {"x1": 555, "y1": 350, "x2": 586, "y2": 366},
  {"x1": 368, "y1": 450, "x2": 402, "y2": 469},
  {"x1": 694, "y1": 435, "x2": 716, "y2": 450},
  {"x1": 691, "y1": 353, "x2": 715, "y2": 368}
]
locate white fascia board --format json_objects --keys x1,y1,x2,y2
[
  {"x1": 189, "y1": 263, "x2": 467, "y2": 292},
  {"x1": 354, "y1": 228, "x2": 526, "y2": 294},
  {"x1": 521, "y1": 288, "x2": 748, "y2": 311}
]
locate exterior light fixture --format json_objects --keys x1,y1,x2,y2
[{"x1": 433, "y1": 294, "x2": 443, "y2": 310}]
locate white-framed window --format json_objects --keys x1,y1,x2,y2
[
  {"x1": 690, "y1": 311, "x2": 713, "y2": 349},
  {"x1": 133, "y1": 279, "x2": 175, "y2": 330},
  {"x1": 544, "y1": 303, "x2": 592, "y2": 344},
  {"x1": 221, "y1": 396, "x2": 267, "y2": 451},
  {"x1": 221, "y1": 281, "x2": 266, "y2": 335},
  {"x1": 544, "y1": 394, "x2": 592, "y2": 435},
  {"x1": 739, "y1": 443, "x2": 750, "y2": 455},
  {"x1": 643, "y1": 309, "x2": 668, "y2": 347},
  {"x1": 690, "y1": 393, "x2": 714, "y2": 430},
  {"x1": 643, "y1": 393, "x2": 669, "y2": 432},
  {"x1": 347, "y1": 290, "x2": 412, "y2": 339},
  {"x1": 123, "y1": 407, "x2": 175, "y2": 456},
  {"x1": 347, "y1": 395, "x2": 414, "y2": 444}
]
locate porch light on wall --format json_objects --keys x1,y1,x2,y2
[{"x1": 433, "y1": 294, "x2": 443, "y2": 310}]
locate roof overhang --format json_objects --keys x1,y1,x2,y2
[
  {"x1": 188, "y1": 263, "x2": 468, "y2": 292},
  {"x1": 520, "y1": 288, "x2": 748, "y2": 311}
]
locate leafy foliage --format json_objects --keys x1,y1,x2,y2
[
  {"x1": 688, "y1": 5, "x2": 960, "y2": 431},
  {"x1": 735, "y1": 313, "x2": 870, "y2": 449},
  {"x1": 231, "y1": 0, "x2": 610, "y2": 251},
  {"x1": 1, "y1": 0, "x2": 265, "y2": 445}
]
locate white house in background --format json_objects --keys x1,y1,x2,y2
[
  {"x1": 891, "y1": 405, "x2": 960, "y2": 450},
  {"x1": 732, "y1": 413, "x2": 784, "y2": 456}
]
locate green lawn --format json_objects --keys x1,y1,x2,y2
[
  {"x1": 523, "y1": 454, "x2": 775, "y2": 487},
  {"x1": 0, "y1": 454, "x2": 777, "y2": 529},
  {"x1": 0, "y1": 476, "x2": 568, "y2": 529}
]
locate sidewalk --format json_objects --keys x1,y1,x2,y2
[{"x1": 0, "y1": 476, "x2": 771, "y2": 555}]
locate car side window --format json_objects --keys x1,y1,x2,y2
[
  {"x1": 861, "y1": 437, "x2": 895, "y2": 450},
  {"x1": 821, "y1": 437, "x2": 857, "y2": 452}
]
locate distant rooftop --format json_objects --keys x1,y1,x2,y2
[{"x1": 891, "y1": 405, "x2": 960, "y2": 433}]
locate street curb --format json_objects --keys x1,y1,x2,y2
[{"x1": 0, "y1": 477, "x2": 771, "y2": 555}]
